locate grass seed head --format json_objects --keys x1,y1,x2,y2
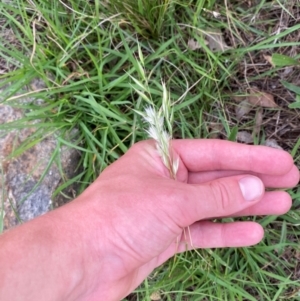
[{"x1": 143, "y1": 104, "x2": 178, "y2": 179}]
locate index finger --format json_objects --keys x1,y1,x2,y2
[{"x1": 173, "y1": 139, "x2": 295, "y2": 175}]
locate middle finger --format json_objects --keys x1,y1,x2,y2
[{"x1": 188, "y1": 165, "x2": 299, "y2": 188}]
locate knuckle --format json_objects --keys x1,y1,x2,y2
[{"x1": 209, "y1": 181, "x2": 232, "y2": 212}]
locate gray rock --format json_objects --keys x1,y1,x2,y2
[
  {"x1": 0, "y1": 88, "x2": 80, "y2": 230},
  {"x1": 7, "y1": 173, "x2": 51, "y2": 222}
]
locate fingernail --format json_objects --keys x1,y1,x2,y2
[{"x1": 239, "y1": 176, "x2": 264, "y2": 202}]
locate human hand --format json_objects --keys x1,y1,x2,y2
[{"x1": 56, "y1": 139, "x2": 299, "y2": 301}]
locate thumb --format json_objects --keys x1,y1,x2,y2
[{"x1": 183, "y1": 176, "x2": 265, "y2": 223}]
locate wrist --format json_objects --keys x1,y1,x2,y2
[
  {"x1": 0, "y1": 211, "x2": 91, "y2": 301},
  {"x1": 42, "y1": 201, "x2": 102, "y2": 301},
  {"x1": 64, "y1": 183, "x2": 134, "y2": 301}
]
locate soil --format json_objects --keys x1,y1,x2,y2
[{"x1": 224, "y1": 1, "x2": 300, "y2": 163}]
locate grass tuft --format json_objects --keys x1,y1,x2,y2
[{"x1": 103, "y1": 0, "x2": 174, "y2": 38}]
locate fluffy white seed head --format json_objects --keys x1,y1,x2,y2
[{"x1": 143, "y1": 105, "x2": 178, "y2": 179}]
